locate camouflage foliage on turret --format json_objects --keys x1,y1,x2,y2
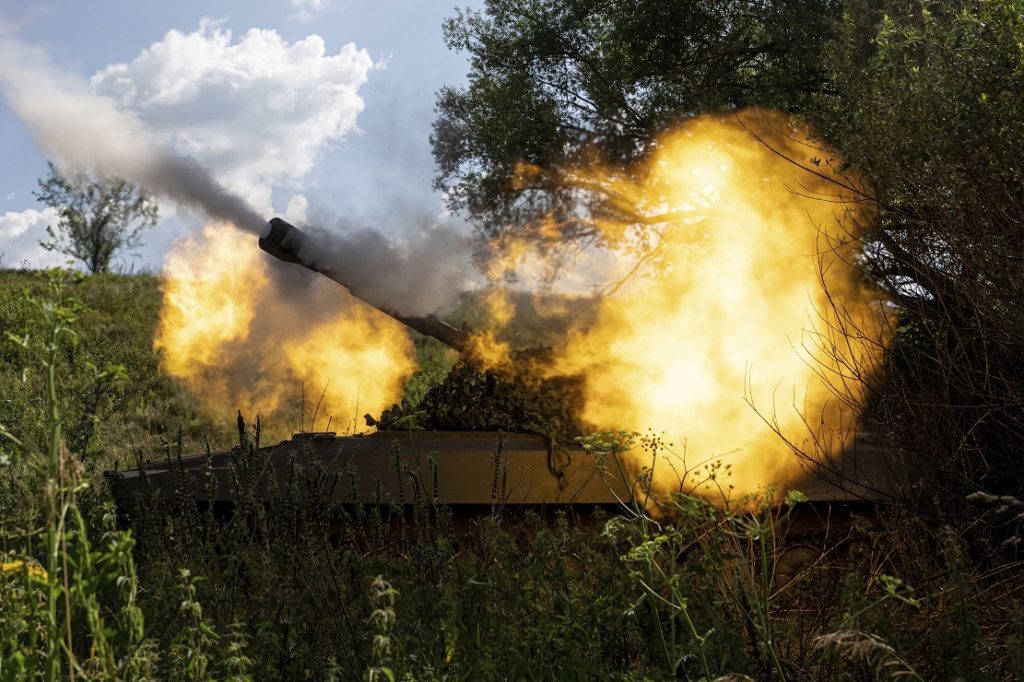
[{"x1": 370, "y1": 348, "x2": 586, "y2": 453}]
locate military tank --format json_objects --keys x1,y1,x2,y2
[{"x1": 106, "y1": 218, "x2": 919, "y2": 525}]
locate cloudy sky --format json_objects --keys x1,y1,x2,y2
[{"x1": 0, "y1": 0, "x2": 480, "y2": 271}]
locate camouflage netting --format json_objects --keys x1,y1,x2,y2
[{"x1": 369, "y1": 348, "x2": 587, "y2": 451}]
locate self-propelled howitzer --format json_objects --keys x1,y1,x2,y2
[{"x1": 105, "y1": 217, "x2": 919, "y2": 531}]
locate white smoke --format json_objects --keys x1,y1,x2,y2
[
  {"x1": 0, "y1": 34, "x2": 266, "y2": 233},
  {"x1": 0, "y1": 29, "x2": 472, "y2": 316}
]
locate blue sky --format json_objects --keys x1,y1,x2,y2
[{"x1": 0, "y1": 0, "x2": 481, "y2": 270}]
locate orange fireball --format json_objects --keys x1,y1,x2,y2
[{"x1": 154, "y1": 224, "x2": 415, "y2": 436}]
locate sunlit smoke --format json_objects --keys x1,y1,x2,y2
[
  {"x1": 473, "y1": 109, "x2": 888, "y2": 501},
  {"x1": 12, "y1": 21, "x2": 885, "y2": 503},
  {"x1": 154, "y1": 225, "x2": 416, "y2": 434},
  {"x1": 298, "y1": 221, "x2": 470, "y2": 317},
  {"x1": 0, "y1": 35, "x2": 264, "y2": 233}
]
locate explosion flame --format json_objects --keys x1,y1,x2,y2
[
  {"x1": 154, "y1": 224, "x2": 415, "y2": 435},
  {"x1": 473, "y1": 109, "x2": 888, "y2": 499},
  {"x1": 154, "y1": 109, "x2": 886, "y2": 501}
]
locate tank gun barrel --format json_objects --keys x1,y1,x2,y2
[{"x1": 259, "y1": 217, "x2": 470, "y2": 353}]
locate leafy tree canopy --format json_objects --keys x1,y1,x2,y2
[
  {"x1": 34, "y1": 162, "x2": 158, "y2": 274},
  {"x1": 811, "y1": 0, "x2": 1024, "y2": 499},
  {"x1": 432, "y1": 0, "x2": 841, "y2": 264},
  {"x1": 433, "y1": 0, "x2": 1024, "y2": 503},
  {"x1": 810, "y1": 0, "x2": 1024, "y2": 319}
]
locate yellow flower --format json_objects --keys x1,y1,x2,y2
[{"x1": 1, "y1": 560, "x2": 48, "y2": 580}]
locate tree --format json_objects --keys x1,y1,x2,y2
[
  {"x1": 33, "y1": 162, "x2": 158, "y2": 274},
  {"x1": 811, "y1": 0, "x2": 1024, "y2": 315},
  {"x1": 807, "y1": 0, "x2": 1024, "y2": 505},
  {"x1": 431, "y1": 0, "x2": 841, "y2": 264}
]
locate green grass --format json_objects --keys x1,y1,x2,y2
[
  {"x1": 0, "y1": 269, "x2": 230, "y2": 471},
  {"x1": 0, "y1": 268, "x2": 458, "y2": 468},
  {"x1": 1, "y1": 269, "x2": 1022, "y2": 680}
]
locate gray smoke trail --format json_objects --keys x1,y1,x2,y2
[
  {"x1": 0, "y1": 33, "x2": 473, "y2": 317},
  {"x1": 299, "y1": 220, "x2": 470, "y2": 317},
  {"x1": 0, "y1": 34, "x2": 265, "y2": 233}
]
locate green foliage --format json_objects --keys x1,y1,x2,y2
[
  {"x1": 399, "y1": 338, "x2": 458, "y2": 411},
  {"x1": 0, "y1": 271, "x2": 1020, "y2": 678},
  {"x1": 0, "y1": 271, "x2": 151, "y2": 679},
  {"x1": 377, "y1": 352, "x2": 585, "y2": 448},
  {"x1": 220, "y1": 623, "x2": 255, "y2": 682},
  {"x1": 814, "y1": 0, "x2": 1024, "y2": 317},
  {"x1": 811, "y1": 0, "x2": 1024, "y2": 511},
  {"x1": 34, "y1": 162, "x2": 158, "y2": 274},
  {"x1": 0, "y1": 269, "x2": 232, "y2": 472},
  {"x1": 435, "y1": 0, "x2": 1024, "y2": 548},
  {"x1": 433, "y1": 0, "x2": 840, "y2": 260},
  {"x1": 366, "y1": 576, "x2": 398, "y2": 682},
  {"x1": 375, "y1": 291, "x2": 598, "y2": 454},
  {"x1": 115, "y1": 439, "x2": 1021, "y2": 680},
  {"x1": 167, "y1": 569, "x2": 218, "y2": 681},
  {"x1": 4, "y1": 0, "x2": 1024, "y2": 669}
]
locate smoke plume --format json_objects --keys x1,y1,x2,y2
[
  {"x1": 0, "y1": 33, "x2": 471, "y2": 318},
  {"x1": 298, "y1": 221, "x2": 470, "y2": 317},
  {"x1": 0, "y1": 34, "x2": 264, "y2": 233}
]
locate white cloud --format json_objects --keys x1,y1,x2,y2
[
  {"x1": 0, "y1": 207, "x2": 65, "y2": 269},
  {"x1": 0, "y1": 207, "x2": 50, "y2": 239},
  {"x1": 283, "y1": 193, "x2": 309, "y2": 223},
  {"x1": 289, "y1": 0, "x2": 332, "y2": 23},
  {"x1": 90, "y1": 19, "x2": 373, "y2": 217}
]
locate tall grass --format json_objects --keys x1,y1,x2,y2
[
  {"x1": 1, "y1": 269, "x2": 1022, "y2": 680},
  {"x1": 1, "y1": 270, "x2": 145, "y2": 679}
]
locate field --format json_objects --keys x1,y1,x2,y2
[{"x1": 1, "y1": 268, "x2": 1022, "y2": 681}]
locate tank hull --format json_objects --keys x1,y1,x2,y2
[
  {"x1": 106, "y1": 430, "x2": 916, "y2": 519},
  {"x1": 107, "y1": 431, "x2": 629, "y2": 512}
]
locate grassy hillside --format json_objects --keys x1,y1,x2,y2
[
  {"x1": 0, "y1": 268, "x2": 594, "y2": 468},
  {"x1": 0, "y1": 269, "x2": 234, "y2": 471},
  {"x1": 0, "y1": 268, "x2": 462, "y2": 468}
]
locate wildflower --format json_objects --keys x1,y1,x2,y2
[{"x1": 1, "y1": 560, "x2": 48, "y2": 580}]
